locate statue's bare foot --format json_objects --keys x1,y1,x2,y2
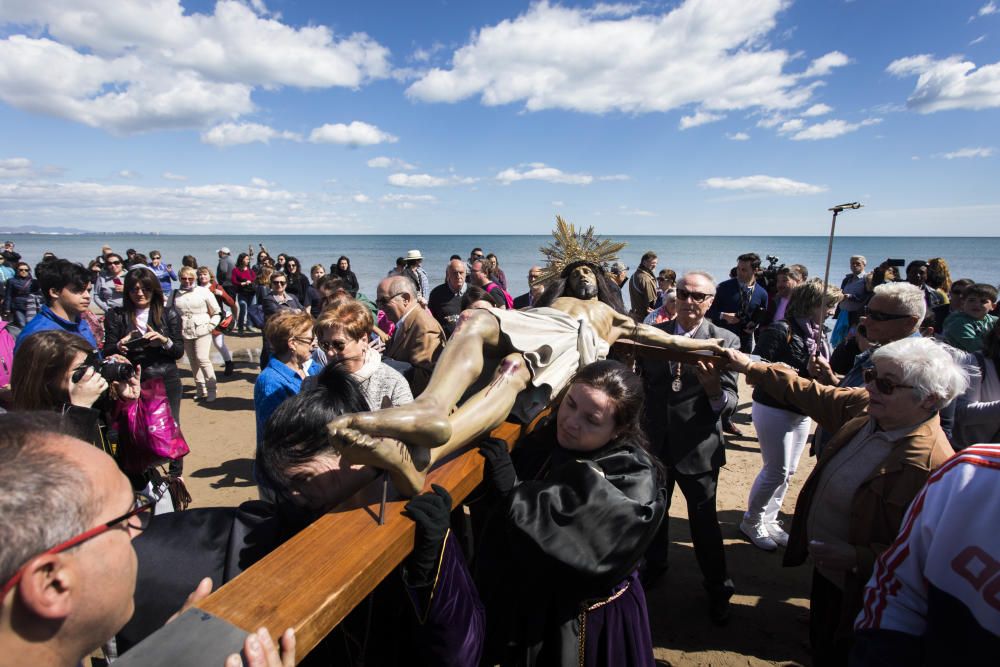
[
  {"x1": 328, "y1": 425, "x2": 426, "y2": 496},
  {"x1": 328, "y1": 402, "x2": 452, "y2": 449}
]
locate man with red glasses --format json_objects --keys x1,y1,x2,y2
[
  {"x1": 0, "y1": 414, "x2": 294, "y2": 667},
  {"x1": 721, "y1": 336, "x2": 967, "y2": 665}
]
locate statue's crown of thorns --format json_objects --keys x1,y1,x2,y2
[{"x1": 535, "y1": 216, "x2": 627, "y2": 285}]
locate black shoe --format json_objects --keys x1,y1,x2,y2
[
  {"x1": 723, "y1": 419, "x2": 744, "y2": 437},
  {"x1": 706, "y1": 578, "x2": 736, "y2": 626},
  {"x1": 224, "y1": 360, "x2": 234, "y2": 376}
]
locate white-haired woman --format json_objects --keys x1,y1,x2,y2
[
  {"x1": 723, "y1": 336, "x2": 967, "y2": 665},
  {"x1": 741, "y1": 280, "x2": 842, "y2": 551}
]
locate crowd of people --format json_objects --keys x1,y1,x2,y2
[{"x1": 0, "y1": 235, "x2": 998, "y2": 666}]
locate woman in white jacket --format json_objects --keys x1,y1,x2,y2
[{"x1": 173, "y1": 266, "x2": 222, "y2": 401}]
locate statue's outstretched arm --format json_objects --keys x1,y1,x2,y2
[{"x1": 612, "y1": 311, "x2": 725, "y2": 354}]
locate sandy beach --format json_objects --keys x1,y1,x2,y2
[{"x1": 179, "y1": 333, "x2": 815, "y2": 666}]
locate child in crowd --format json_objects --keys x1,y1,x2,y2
[{"x1": 943, "y1": 283, "x2": 998, "y2": 353}]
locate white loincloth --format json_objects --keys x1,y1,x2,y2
[{"x1": 485, "y1": 306, "x2": 610, "y2": 423}]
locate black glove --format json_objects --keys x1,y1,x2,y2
[
  {"x1": 402, "y1": 484, "x2": 452, "y2": 586},
  {"x1": 478, "y1": 437, "x2": 517, "y2": 496}
]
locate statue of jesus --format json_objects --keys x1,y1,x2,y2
[{"x1": 328, "y1": 260, "x2": 725, "y2": 494}]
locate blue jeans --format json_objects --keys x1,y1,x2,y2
[{"x1": 236, "y1": 291, "x2": 252, "y2": 330}]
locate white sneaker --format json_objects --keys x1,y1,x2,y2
[
  {"x1": 765, "y1": 521, "x2": 789, "y2": 548},
  {"x1": 740, "y1": 518, "x2": 777, "y2": 551}
]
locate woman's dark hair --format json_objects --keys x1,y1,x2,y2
[
  {"x1": 285, "y1": 256, "x2": 301, "y2": 274},
  {"x1": 123, "y1": 268, "x2": 165, "y2": 328},
  {"x1": 534, "y1": 260, "x2": 627, "y2": 315},
  {"x1": 131, "y1": 253, "x2": 148, "y2": 267},
  {"x1": 11, "y1": 331, "x2": 94, "y2": 410},
  {"x1": 257, "y1": 251, "x2": 270, "y2": 263},
  {"x1": 104, "y1": 253, "x2": 124, "y2": 271},
  {"x1": 337, "y1": 256, "x2": 351, "y2": 270},
  {"x1": 181, "y1": 255, "x2": 198, "y2": 269},
  {"x1": 561, "y1": 360, "x2": 664, "y2": 480},
  {"x1": 237, "y1": 252, "x2": 251, "y2": 268},
  {"x1": 258, "y1": 366, "x2": 370, "y2": 494},
  {"x1": 461, "y1": 285, "x2": 492, "y2": 310}
]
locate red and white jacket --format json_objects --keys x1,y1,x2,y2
[{"x1": 853, "y1": 444, "x2": 1000, "y2": 664}]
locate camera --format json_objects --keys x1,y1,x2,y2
[
  {"x1": 758, "y1": 254, "x2": 786, "y2": 295},
  {"x1": 72, "y1": 355, "x2": 136, "y2": 383}
]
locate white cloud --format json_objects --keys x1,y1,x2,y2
[
  {"x1": 201, "y1": 122, "x2": 300, "y2": 147},
  {"x1": 551, "y1": 200, "x2": 565, "y2": 206},
  {"x1": 0, "y1": 178, "x2": 367, "y2": 232},
  {"x1": 407, "y1": 0, "x2": 836, "y2": 116},
  {"x1": 250, "y1": 177, "x2": 275, "y2": 187},
  {"x1": 618, "y1": 205, "x2": 656, "y2": 216},
  {"x1": 802, "y1": 51, "x2": 850, "y2": 77},
  {"x1": 777, "y1": 118, "x2": 805, "y2": 134},
  {"x1": 970, "y1": 35, "x2": 987, "y2": 46},
  {"x1": 118, "y1": 170, "x2": 138, "y2": 179},
  {"x1": 726, "y1": 131, "x2": 750, "y2": 141},
  {"x1": 0, "y1": 1, "x2": 390, "y2": 134},
  {"x1": 0, "y1": 157, "x2": 34, "y2": 179},
  {"x1": 381, "y1": 194, "x2": 437, "y2": 203},
  {"x1": 308, "y1": 121, "x2": 398, "y2": 146},
  {"x1": 352, "y1": 193, "x2": 371, "y2": 203},
  {"x1": 971, "y1": 2, "x2": 997, "y2": 20},
  {"x1": 161, "y1": 171, "x2": 187, "y2": 181},
  {"x1": 941, "y1": 146, "x2": 994, "y2": 159},
  {"x1": 496, "y1": 163, "x2": 594, "y2": 185},
  {"x1": 790, "y1": 117, "x2": 881, "y2": 140},
  {"x1": 679, "y1": 110, "x2": 726, "y2": 129},
  {"x1": 887, "y1": 54, "x2": 1000, "y2": 112},
  {"x1": 598, "y1": 174, "x2": 631, "y2": 181},
  {"x1": 701, "y1": 174, "x2": 827, "y2": 195},
  {"x1": 367, "y1": 156, "x2": 416, "y2": 170},
  {"x1": 801, "y1": 103, "x2": 832, "y2": 116},
  {"x1": 387, "y1": 173, "x2": 476, "y2": 188}
]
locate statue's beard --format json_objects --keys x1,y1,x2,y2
[{"x1": 570, "y1": 281, "x2": 598, "y2": 300}]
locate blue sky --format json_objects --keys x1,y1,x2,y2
[{"x1": 1, "y1": 0, "x2": 998, "y2": 235}]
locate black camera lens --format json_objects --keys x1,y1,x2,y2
[{"x1": 99, "y1": 361, "x2": 135, "y2": 382}]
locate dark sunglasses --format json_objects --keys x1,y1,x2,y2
[
  {"x1": 17, "y1": 268, "x2": 29, "y2": 273},
  {"x1": 863, "y1": 367, "x2": 914, "y2": 395},
  {"x1": 107, "y1": 260, "x2": 123, "y2": 265},
  {"x1": 0, "y1": 492, "x2": 155, "y2": 603},
  {"x1": 863, "y1": 305, "x2": 912, "y2": 322},
  {"x1": 271, "y1": 280, "x2": 287, "y2": 286},
  {"x1": 676, "y1": 288, "x2": 713, "y2": 303},
  {"x1": 320, "y1": 338, "x2": 349, "y2": 352}
]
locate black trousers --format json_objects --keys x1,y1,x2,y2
[
  {"x1": 645, "y1": 467, "x2": 728, "y2": 588},
  {"x1": 810, "y1": 568, "x2": 851, "y2": 666}
]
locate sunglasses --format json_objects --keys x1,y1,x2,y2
[
  {"x1": 676, "y1": 288, "x2": 713, "y2": 303},
  {"x1": 376, "y1": 292, "x2": 405, "y2": 308},
  {"x1": 129, "y1": 285, "x2": 150, "y2": 293},
  {"x1": 0, "y1": 492, "x2": 155, "y2": 603},
  {"x1": 863, "y1": 305, "x2": 912, "y2": 322},
  {"x1": 107, "y1": 260, "x2": 123, "y2": 266},
  {"x1": 863, "y1": 367, "x2": 914, "y2": 395},
  {"x1": 17, "y1": 268, "x2": 29, "y2": 273},
  {"x1": 271, "y1": 280, "x2": 286, "y2": 286},
  {"x1": 320, "y1": 338, "x2": 350, "y2": 352}
]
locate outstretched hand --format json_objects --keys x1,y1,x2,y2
[{"x1": 718, "y1": 348, "x2": 754, "y2": 373}]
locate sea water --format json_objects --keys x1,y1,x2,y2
[{"x1": 7, "y1": 234, "x2": 999, "y2": 306}]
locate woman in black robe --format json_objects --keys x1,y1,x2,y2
[{"x1": 473, "y1": 359, "x2": 666, "y2": 667}]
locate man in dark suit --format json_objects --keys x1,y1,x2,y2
[
  {"x1": 640, "y1": 270, "x2": 740, "y2": 625},
  {"x1": 512, "y1": 265, "x2": 544, "y2": 309},
  {"x1": 707, "y1": 252, "x2": 769, "y2": 353},
  {"x1": 378, "y1": 275, "x2": 446, "y2": 395}
]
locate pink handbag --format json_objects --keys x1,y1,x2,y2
[{"x1": 116, "y1": 377, "x2": 189, "y2": 473}]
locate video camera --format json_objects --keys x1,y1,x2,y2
[
  {"x1": 757, "y1": 254, "x2": 786, "y2": 295},
  {"x1": 72, "y1": 352, "x2": 135, "y2": 383}
]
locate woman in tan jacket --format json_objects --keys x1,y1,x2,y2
[{"x1": 722, "y1": 336, "x2": 967, "y2": 666}]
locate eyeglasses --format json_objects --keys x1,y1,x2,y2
[
  {"x1": 862, "y1": 305, "x2": 912, "y2": 322},
  {"x1": 129, "y1": 285, "x2": 149, "y2": 293},
  {"x1": 0, "y1": 492, "x2": 155, "y2": 603},
  {"x1": 292, "y1": 335, "x2": 317, "y2": 346},
  {"x1": 271, "y1": 280, "x2": 286, "y2": 286},
  {"x1": 863, "y1": 367, "x2": 914, "y2": 395},
  {"x1": 107, "y1": 260, "x2": 122, "y2": 266},
  {"x1": 17, "y1": 268, "x2": 29, "y2": 273},
  {"x1": 676, "y1": 288, "x2": 713, "y2": 303},
  {"x1": 376, "y1": 292, "x2": 405, "y2": 308},
  {"x1": 150, "y1": 256, "x2": 160, "y2": 260}
]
